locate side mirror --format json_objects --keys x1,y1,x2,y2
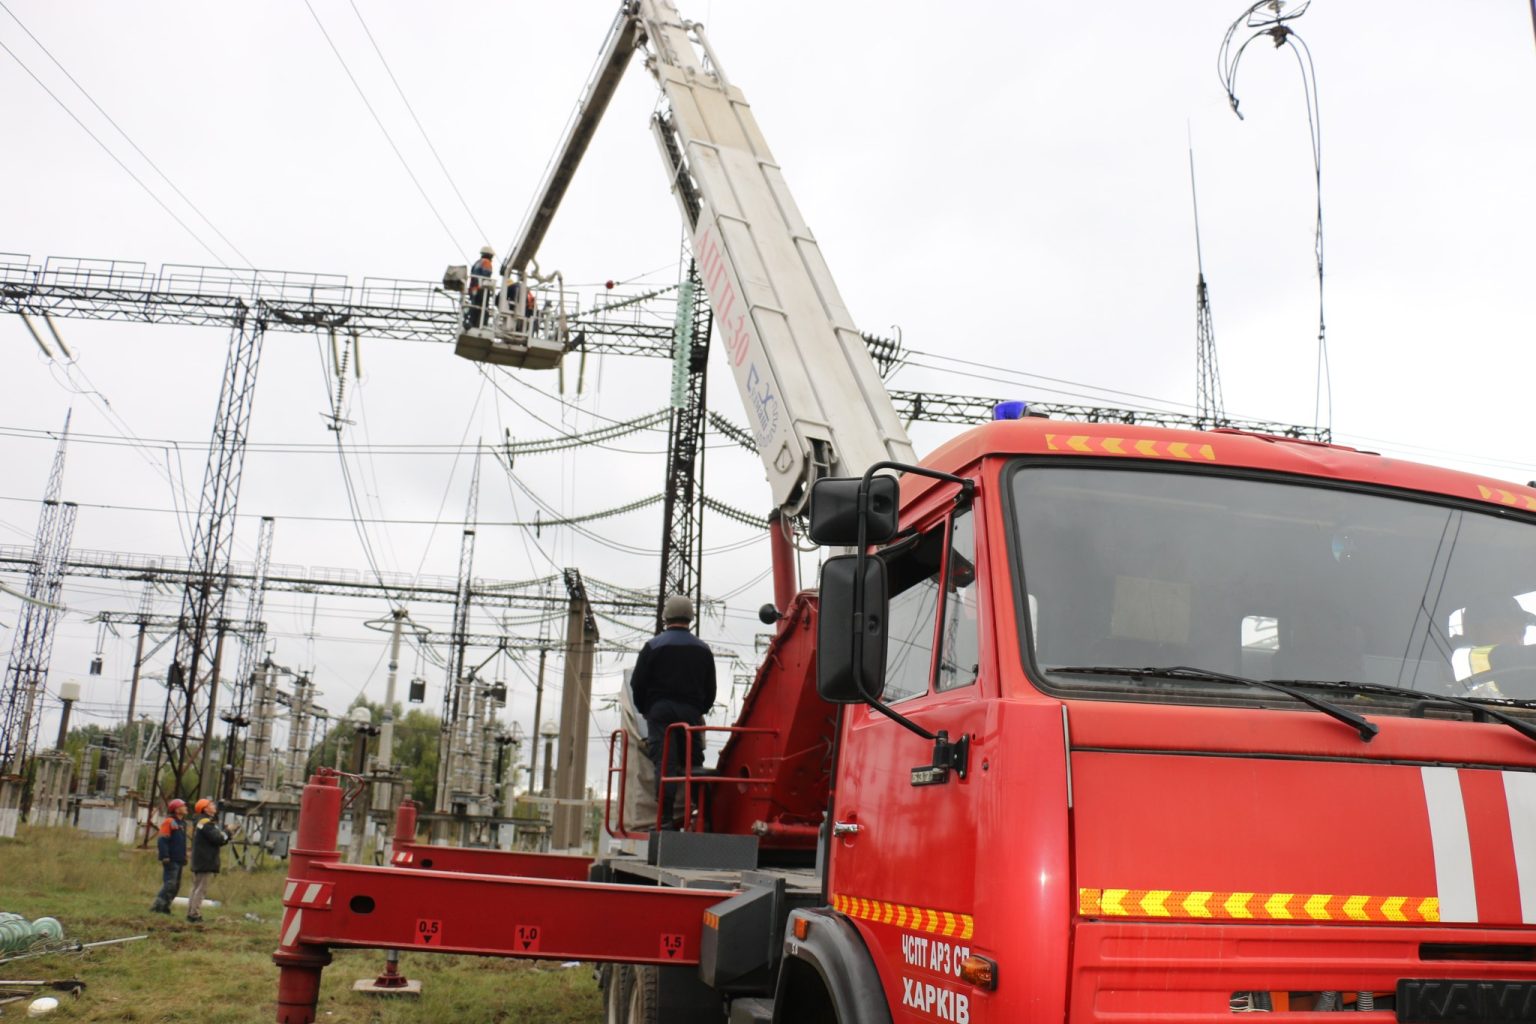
[
  {"x1": 808, "y1": 475, "x2": 900, "y2": 546},
  {"x1": 816, "y1": 554, "x2": 888, "y2": 703}
]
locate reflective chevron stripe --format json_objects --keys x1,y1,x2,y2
[
  {"x1": 832, "y1": 893, "x2": 974, "y2": 940},
  {"x1": 1078, "y1": 887, "x2": 1439, "y2": 923}
]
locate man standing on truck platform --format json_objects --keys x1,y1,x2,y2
[{"x1": 630, "y1": 594, "x2": 715, "y2": 829}]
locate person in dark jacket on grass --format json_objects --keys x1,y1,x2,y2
[
  {"x1": 630, "y1": 594, "x2": 716, "y2": 828},
  {"x1": 149, "y1": 798, "x2": 188, "y2": 914},
  {"x1": 187, "y1": 798, "x2": 236, "y2": 922}
]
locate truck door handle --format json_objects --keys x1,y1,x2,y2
[{"x1": 832, "y1": 821, "x2": 862, "y2": 837}]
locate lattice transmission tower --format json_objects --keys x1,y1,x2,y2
[
  {"x1": 218, "y1": 514, "x2": 275, "y2": 797},
  {"x1": 1190, "y1": 147, "x2": 1226, "y2": 425},
  {"x1": 148, "y1": 303, "x2": 267, "y2": 805},
  {"x1": 0, "y1": 412, "x2": 77, "y2": 775},
  {"x1": 656, "y1": 259, "x2": 713, "y2": 631}
]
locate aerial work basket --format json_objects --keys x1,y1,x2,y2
[{"x1": 444, "y1": 265, "x2": 572, "y2": 370}]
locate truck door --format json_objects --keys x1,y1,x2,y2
[{"x1": 829, "y1": 506, "x2": 988, "y2": 1023}]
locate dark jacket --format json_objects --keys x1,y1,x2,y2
[
  {"x1": 156, "y1": 816, "x2": 187, "y2": 864},
  {"x1": 630, "y1": 625, "x2": 716, "y2": 716},
  {"x1": 191, "y1": 816, "x2": 232, "y2": 874}
]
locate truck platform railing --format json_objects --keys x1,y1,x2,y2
[
  {"x1": 273, "y1": 771, "x2": 738, "y2": 1024},
  {"x1": 605, "y1": 724, "x2": 779, "y2": 838}
]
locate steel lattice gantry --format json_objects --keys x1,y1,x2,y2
[
  {"x1": 0, "y1": 255, "x2": 675, "y2": 356},
  {"x1": 0, "y1": 544, "x2": 656, "y2": 617},
  {"x1": 0, "y1": 253, "x2": 1328, "y2": 441}
]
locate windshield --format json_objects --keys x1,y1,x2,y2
[{"x1": 1009, "y1": 464, "x2": 1536, "y2": 702}]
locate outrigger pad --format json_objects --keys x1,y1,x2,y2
[{"x1": 700, "y1": 883, "x2": 781, "y2": 992}]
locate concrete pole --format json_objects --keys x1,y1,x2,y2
[
  {"x1": 553, "y1": 601, "x2": 595, "y2": 849},
  {"x1": 526, "y1": 648, "x2": 547, "y2": 793},
  {"x1": 197, "y1": 625, "x2": 228, "y2": 797},
  {"x1": 378, "y1": 609, "x2": 406, "y2": 767},
  {"x1": 53, "y1": 683, "x2": 78, "y2": 749},
  {"x1": 125, "y1": 619, "x2": 147, "y2": 728}
]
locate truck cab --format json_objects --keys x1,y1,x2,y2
[{"x1": 808, "y1": 415, "x2": 1536, "y2": 1021}]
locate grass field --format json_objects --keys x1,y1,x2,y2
[{"x1": 0, "y1": 826, "x2": 602, "y2": 1023}]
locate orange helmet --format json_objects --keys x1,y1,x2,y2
[{"x1": 194, "y1": 798, "x2": 215, "y2": 814}]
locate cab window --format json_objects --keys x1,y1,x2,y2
[
  {"x1": 880, "y1": 509, "x2": 978, "y2": 703},
  {"x1": 937, "y1": 511, "x2": 979, "y2": 691},
  {"x1": 881, "y1": 528, "x2": 944, "y2": 703}
]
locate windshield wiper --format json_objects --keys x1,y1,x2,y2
[
  {"x1": 1267, "y1": 677, "x2": 1536, "y2": 748},
  {"x1": 1050, "y1": 665, "x2": 1379, "y2": 742}
]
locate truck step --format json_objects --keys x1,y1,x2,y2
[{"x1": 727, "y1": 996, "x2": 773, "y2": 1023}]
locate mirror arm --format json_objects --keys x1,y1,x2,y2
[
  {"x1": 845, "y1": 461, "x2": 977, "y2": 752},
  {"x1": 855, "y1": 680, "x2": 938, "y2": 741}
]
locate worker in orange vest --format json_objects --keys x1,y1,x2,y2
[{"x1": 467, "y1": 245, "x2": 494, "y2": 328}]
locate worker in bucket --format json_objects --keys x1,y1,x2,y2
[
  {"x1": 187, "y1": 798, "x2": 236, "y2": 923},
  {"x1": 1454, "y1": 595, "x2": 1536, "y2": 698},
  {"x1": 149, "y1": 797, "x2": 189, "y2": 914},
  {"x1": 630, "y1": 594, "x2": 716, "y2": 829},
  {"x1": 466, "y1": 245, "x2": 494, "y2": 328}
]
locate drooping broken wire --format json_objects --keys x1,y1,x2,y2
[{"x1": 1217, "y1": 0, "x2": 1331, "y2": 433}]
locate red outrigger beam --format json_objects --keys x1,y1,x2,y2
[
  {"x1": 384, "y1": 800, "x2": 594, "y2": 880},
  {"x1": 273, "y1": 772, "x2": 736, "y2": 1024}
]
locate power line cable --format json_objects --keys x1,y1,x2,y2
[
  {"x1": 408, "y1": 379, "x2": 484, "y2": 586},
  {"x1": 0, "y1": 37, "x2": 233, "y2": 268},
  {"x1": 0, "y1": 0, "x2": 258, "y2": 270},
  {"x1": 344, "y1": 0, "x2": 490, "y2": 243},
  {"x1": 299, "y1": 0, "x2": 465, "y2": 256}
]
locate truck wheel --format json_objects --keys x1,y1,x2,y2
[
  {"x1": 604, "y1": 965, "x2": 630, "y2": 1024},
  {"x1": 623, "y1": 965, "x2": 660, "y2": 1024}
]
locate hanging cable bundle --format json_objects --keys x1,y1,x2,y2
[{"x1": 1218, "y1": 0, "x2": 1331, "y2": 432}]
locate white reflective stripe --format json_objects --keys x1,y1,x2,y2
[
  {"x1": 1423, "y1": 766, "x2": 1479, "y2": 922},
  {"x1": 1504, "y1": 772, "x2": 1536, "y2": 924},
  {"x1": 284, "y1": 881, "x2": 297, "y2": 902},
  {"x1": 303, "y1": 883, "x2": 323, "y2": 904},
  {"x1": 282, "y1": 909, "x2": 303, "y2": 948}
]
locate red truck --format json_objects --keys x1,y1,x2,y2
[
  {"x1": 275, "y1": 2, "x2": 1536, "y2": 1020},
  {"x1": 275, "y1": 416, "x2": 1536, "y2": 1023}
]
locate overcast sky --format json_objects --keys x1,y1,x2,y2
[{"x1": 2, "y1": 1, "x2": 1533, "y2": 791}]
